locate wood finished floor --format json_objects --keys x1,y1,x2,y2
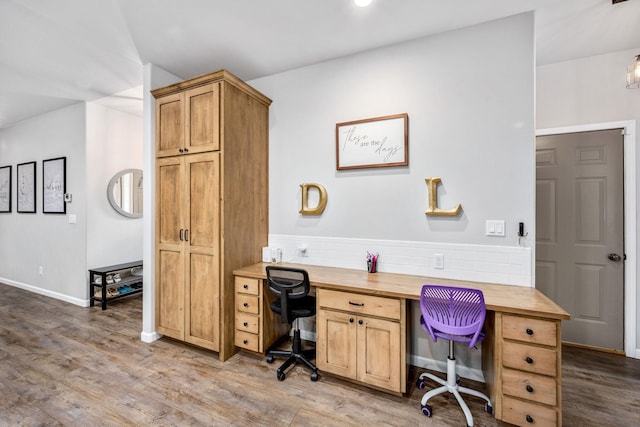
[{"x1": 1, "y1": 283, "x2": 639, "y2": 426}]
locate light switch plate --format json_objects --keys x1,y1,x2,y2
[
  {"x1": 68, "y1": 214, "x2": 77, "y2": 224},
  {"x1": 486, "y1": 220, "x2": 505, "y2": 236}
]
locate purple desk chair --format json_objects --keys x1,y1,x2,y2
[{"x1": 417, "y1": 285, "x2": 493, "y2": 427}]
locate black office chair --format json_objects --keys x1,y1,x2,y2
[{"x1": 265, "y1": 266, "x2": 319, "y2": 382}]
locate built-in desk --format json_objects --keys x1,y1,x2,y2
[{"x1": 233, "y1": 262, "x2": 570, "y2": 426}]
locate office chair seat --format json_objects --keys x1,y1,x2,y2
[
  {"x1": 270, "y1": 296, "x2": 315, "y2": 319},
  {"x1": 265, "y1": 266, "x2": 319, "y2": 382},
  {"x1": 417, "y1": 285, "x2": 493, "y2": 427}
]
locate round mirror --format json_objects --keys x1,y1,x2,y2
[{"x1": 107, "y1": 169, "x2": 143, "y2": 218}]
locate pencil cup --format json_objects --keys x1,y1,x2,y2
[{"x1": 367, "y1": 260, "x2": 377, "y2": 273}]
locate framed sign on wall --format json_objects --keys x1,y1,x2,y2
[
  {"x1": 42, "y1": 157, "x2": 66, "y2": 214},
  {"x1": 17, "y1": 161, "x2": 36, "y2": 213},
  {"x1": 0, "y1": 165, "x2": 11, "y2": 213},
  {"x1": 336, "y1": 113, "x2": 408, "y2": 171}
]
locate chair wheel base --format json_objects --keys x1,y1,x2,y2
[
  {"x1": 485, "y1": 402, "x2": 493, "y2": 415},
  {"x1": 266, "y1": 355, "x2": 274, "y2": 363},
  {"x1": 277, "y1": 371, "x2": 285, "y2": 381},
  {"x1": 416, "y1": 378, "x2": 425, "y2": 390},
  {"x1": 310, "y1": 371, "x2": 319, "y2": 381}
]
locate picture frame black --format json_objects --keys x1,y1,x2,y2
[
  {"x1": 42, "y1": 157, "x2": 66, "y2": 214},
  {"x1": 17, "y1": 161, "x2": 36, "y2": 213},
  {"x1": 0, "y1": 165, "x2": 11, "y2": 213}
]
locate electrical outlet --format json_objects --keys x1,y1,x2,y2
[
  {"x1": 433, "y1": 254, "x2": 444, "y2": 269},
  {"x1": 296, "y1": 246, "x2": 308, "y2": 257}
]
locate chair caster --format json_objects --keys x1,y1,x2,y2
[
  {"x1": 266, "y1": 354, "x2": 274, "y2": 364},
  {"x1": 421, "y1": 404, "x2": 432, "y2": 417},
  {"x1": 485, "y1": 402, "x2": 493, "y2": 415},
  {"x1": 416, "y1": 378, "x2": 425, "y2": 390},
  {"x1": 310, "y1": 371, "x2": 319, "y2": 381},
  {"x1": 277, "y1": 370, "x2": 285, "y2": 381}
]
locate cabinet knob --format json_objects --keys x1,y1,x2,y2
[
  {"x1": 349, "y1": 318, "x2": 354, "y2": 323},
  {"x1": 358, "y1": 319, "x2": 363, "y2": 325},
  {"x1": 525, "y1": 356, "x2": 534, "y2": 364},
  {"x1": 243, "y1": 339, "x2": 248, "y2": 345},
  {"x1": 526, "y1": 328, "x2": 534, "y2": 335},
  {"x1": 184, "y1": 147, "x2": 189, "y2": 153},
  {"x1": 526, "y1": 384, "x2": 534, "y2": 393},
  {"x1": 243, "y1": 284, "x2": 249, "y2": 289},
  {"x1": 178, "y1": 148, "x2": 184, "y2": 153},
  {"x1": 243, "y1": 302, "x2": 249, "y2": 308},
  {"x1": 243, "y1": 322, "x2": 248, "y2": 327},
  {"x1": 526, "y1": 415, "x2": 534, "y2": 423}
]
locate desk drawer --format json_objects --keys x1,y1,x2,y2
[
  {"x1": 502, "y1": 367, "x2": 557, "y2": 406},
  {"x1": 502, "y1": 314, "x2": 557, "y2": 347},
  {"x1": 236, "y1": 313, "x2": 259, "y2": 334},
  {"x1": 236, "y1": 294, "x2": 260, "y2": 315},
  {"x1": 235, "y1": 277, "x2": 260, "y2": 296},
  {"x1": 501, "y1": 396, "x2": 558, "y2": 427},
  {"x1": 319, "y1": 289, "x2": 401, "y2": 320},
  {"x1": 235, "y1": 330, "x2": 259, "y2": 352},
  {"x1": 502, "y1": 341, "x2": 557, "y2": 377}
]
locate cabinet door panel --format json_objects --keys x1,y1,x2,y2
[
  {"x1": 156, "y1": 93, "x2": 184, "y2": 157},
  {"x1": 317, "y1": 309, "x2": 357, "y2": 380},
  {"x1": 186, "y1": 252, "x2": 219, "y2": 350},
  {"x1": 156, "y1": 249, "x2": 184, "y2": 340},
  {"x1": 187, "y1": 153, "x2": 219, "y2": 249},
  {"x1": 357, "y1": 317, "x2": 401, "y2": 392},
  {"x1": 157, "y1": 158, "x2": 183, "y2": 245},
  {"x1": 186, "y1": 84, "x2": 220, "y2": 153}
]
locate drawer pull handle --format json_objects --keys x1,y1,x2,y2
[
  {"x1": 349, "y1": 301, "x2": 364, "y2": 307},
  {"x1": 526, "y1": 415, "x2": 534, "y2": 423},
  {"x1": 526, "y1": 385, "x2": 534, "y2": 393},
  {"x1": 525, "y1": 356, "x2": 534, "y2": 364},
  {"x1": 243, "y1": 302, "x2": 249, "y2": 308},
  {"x1": 349, "y1": 318, "x2": 354, "y2": 323},
  {"x1": 526, "y1": 328, "x2": 534, "y2": 335},
  {"x1": 243, "y1": 339, "x2": 248, "y2": 345},
  {"x1": 243, "y1": 284, "x2": 249, "y2": 289},
  {"x1": 243, "y1": 322, "x2": 248, "y2": 327},
  {"x1": 358, "y1": 319, "x2": 363, "y2": 325}
]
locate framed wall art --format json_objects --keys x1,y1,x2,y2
[
  {"x1": 336, "y1": 113, "x2": 408, "y2": 171},
  {"x1": 43, "y1": 157, "x2": 66, "y2": 214},
  {"x1": 17, "y1": 161, "x2": 36, "y2": 213},
  {"x1": 0, "y1": 165, "x2": 11, "y2": 213}
]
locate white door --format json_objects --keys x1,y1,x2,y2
[{"x1": 536, "y1": 129, "x2": 624, "y2": 351}]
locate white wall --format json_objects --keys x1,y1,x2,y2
[
  {"x1": 246, "y1": 12, "x2": 535, "y2": 380},
  {"x1": 0, "y1": 101, "x2": 144, "y2": 305},
  {"x1": 537, "y1": 48, "x2": 640, "y2": 356},
  {"x1": 250, "y1": 13, "x2": 535, "y2": 251},
  {"x1": 0, "y1": 103, "x2": 88, "y2": 304},
  {"x1": 86, "y1": 103, "x2": 143, "y2": 269}
]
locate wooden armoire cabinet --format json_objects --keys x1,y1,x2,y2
[{"x1": 152, "y1": 70, "x2": 271, "y2": 361}]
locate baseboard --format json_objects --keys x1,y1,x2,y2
[
  {"x1": 410, "y1": 353, "x2": 485, "y2": 383},
  {"x1": 140, "y1": 331, "x2": 161, "y2": 343},
  {"x1": 0, "y1": 277, "x2": 88, "y2": 307}
]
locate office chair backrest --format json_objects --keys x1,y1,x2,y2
[
  {"x1": 266, "y1": 266, "x2": 311, "y2": 324},
  {"x1": 420, "y1": 285, "x2": 486, "y2": 348}
]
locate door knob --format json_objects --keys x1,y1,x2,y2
[{"x1": 608, "y1": 253, "x2": 622, "y2": 262}]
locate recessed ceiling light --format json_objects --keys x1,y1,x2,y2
[{"x1": 354, "y1": 0, "x2": 373, "y2": 7}]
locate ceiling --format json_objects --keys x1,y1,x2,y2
[{"x1": 1, "y1": 0, "x2": 639, "y2": 128}]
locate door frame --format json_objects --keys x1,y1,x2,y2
[{"x1": 536, "y1": 120, "x2": 637, "y2": 358}]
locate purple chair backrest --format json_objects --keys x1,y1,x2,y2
[{"x1": 420, "y1": 285, "x2": 486, "y2": 348}]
